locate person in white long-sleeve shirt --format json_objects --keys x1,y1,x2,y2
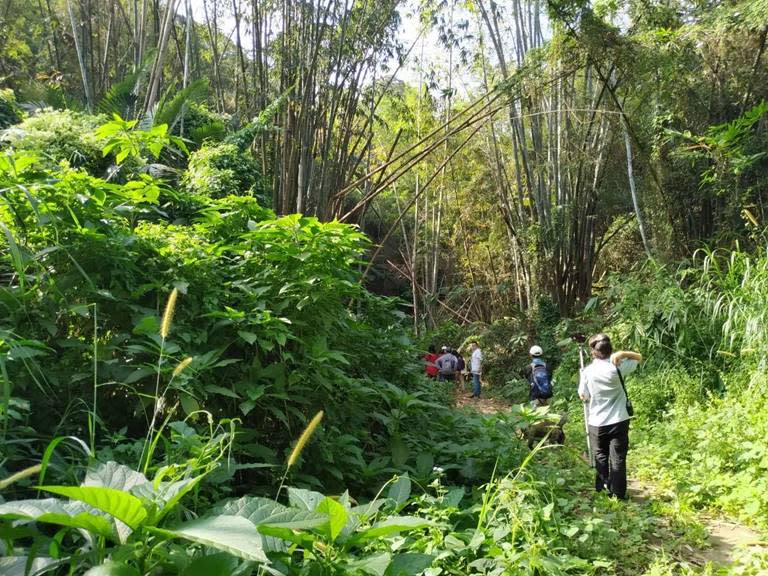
[
  {"x1": 469, "y1": 341, "x2": 483, "y2": 398},
  {"x1": 579, "y1": 333, "x2": 641, "y2": 500}
]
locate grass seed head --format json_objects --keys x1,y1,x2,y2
[
  {"x1": 160, "y1": 288, "x2": 178, "y2": 339},
  {"x1": 172, "y1": 356, "x2": 194, "y2": 377},
  {"x1": 287, "y1": 410, "x2": 324, "y2": 469}
]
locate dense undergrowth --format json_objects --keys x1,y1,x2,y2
[
  {"x1": 2, "y1": 108, "x2": 768, "y2": 575},
  {"x1": 604, "y1": 251, "x2": 768, "y2": 532}
]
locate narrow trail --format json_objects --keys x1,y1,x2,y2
[
  {"x1": 626, "y1": 479, "x2": 766, "y2": 568},
  {"x1": 453, "y1": 390, "x2": 767, "y2": 570},
  {"x1": 451, "y1": 384, "x2": 510, "y2": 414}
]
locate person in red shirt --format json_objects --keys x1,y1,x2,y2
[{"x1": 423, "y1": 345, "x2": 439, "y2": 378}]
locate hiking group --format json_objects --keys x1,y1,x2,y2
[
  {"x1": 423, "y1": 342, "x2": 484, "y2": 398},
  {"x1": 422, "y1": 333, "x2": 642, "y2": 501}
]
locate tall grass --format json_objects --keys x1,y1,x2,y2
[
  {"x1": 612, "y1": 243, "x2": 768, "y2": 529},
  {"x1": 139, "y1": 287, "x2": 179, "y2": 474}
]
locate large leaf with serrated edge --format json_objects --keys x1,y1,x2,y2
[
  {"x1": 155, "y1": 515, "x2": 268, "y2": 563},
  {"x1": 0, "y1": 498, "x2": 114, "y2": 538},
  {"x1": 214, "y1": 496, "x2": 326, "y2": 552},
  {"x1": 84, "y1": 461, "x2": 150, "y2": 492},
  {"x1": 353, "y1": 516, "x2": 433, "y2": 542},
  {"x1": 39, "y1": 485, "x2": 147, "y2": 529}
]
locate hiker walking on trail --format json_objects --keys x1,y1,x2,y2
[
  {"x1": 579, "y1": 333, "x2": 642, "y2": 500},
  {"x1": 423, "y1": 345, "x2": 439, "y2": 379},
  {"x1": 469, "y1": 341, "x2": 483, "y2": 398},
  {"x1": 436, "y1": 346, "x2": 458, "y2": 382},
  {"x1": 524, "y1": 345, "x2": 553, "y2": 406}
]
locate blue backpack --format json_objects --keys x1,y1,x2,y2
[{"x1": 530, "y1": 361, "x2": 553, "y2": 399}]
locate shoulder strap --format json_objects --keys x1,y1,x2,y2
[{"x1": 615, "y1": 365, "x2": 629, "y2": 402}]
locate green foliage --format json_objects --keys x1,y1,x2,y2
[
  {"x1": 1, "y1": 432, "x2": 705, "y2": 576},
  {"x1": 175, "y1": 103, "x2": 229, "y2": 147},
  {"x1": 98, "y1": 69, "x2": 145, "y2": 119},
  {"x1": 667, "y1": 102, "x2": 768, "y2": 192},
  {"x1": 153, "y1": 79, "x2": 210, "y2": 131},
  {"x1": 182, "y1": 142, "x2": 263, "y2": 200},
  {"x1": 224, "y1": 88, "x2": 290, "y2": 151},
  {"x1": 0, "y1": 138, "x2": 436, "y2": 494},
  {"x1": 602, "y1": 243, "x2": 768, "y2": 531},
  {"x1": 95, "y1": 114, "x2": 188, "y2": 164},
  {"x1": 0, "y1": 88, "x2": 22, "y2": 129},
  {"x1": 633, "y1": 387, "x2": 768, "y2": 531},
  {"x1": 1, "y1": 109, "x2": 108, "y2": 173}
]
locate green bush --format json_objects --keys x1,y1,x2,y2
[
  {"x1": 633, "y1": 385, "x2": 768, "y2": 530},
  {"x1": 0, "y1": 88, "x2": 22, "y2": 129},
  {"x1": 0, "y1": 144, "x2": 432, "y2": 493},
  {"x1": 183, "y1": 142, "x2": 263, "y2": 200},
  {"x1": 1, "y1": 108, "x2": 108, "y2": 173},
  {"x1": 174, "y1": 102, "x2": 228, "y2": 147},
  {"x1": 605, "y1": 245, "x2": 768, "y2": 530}
]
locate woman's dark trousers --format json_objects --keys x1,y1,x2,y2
[{"x1": 588, "y1": 419, "x2": 630, "y2": 499}]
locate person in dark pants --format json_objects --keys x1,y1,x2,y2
[
  {"x1": 588, "y1": 420, "x2": 629, "y2": 497},
  {"x1": 578, "y1": 333, "x2": 641, "y2": 500}
]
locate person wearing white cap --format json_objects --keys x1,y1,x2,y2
[{"x1": 524, "y1": 345, "x2": 553, "y2": 406}]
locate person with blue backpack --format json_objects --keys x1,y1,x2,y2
[{"x1": 525, "y1": 345, "x2": 553, "y2": 406}]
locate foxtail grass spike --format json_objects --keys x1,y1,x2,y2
[
  {"x1": 287, "y1": 410, "x2": 324, "y2": 469},
  {"x1": 160, "y1": 288, "x2": 178, "y2": 339},
  {"x1": 172, "y1": 356, "x2": 194, "y2": 377},
  {"x1": 0, "y1": 464, "x2": 42, "y2": 491}
]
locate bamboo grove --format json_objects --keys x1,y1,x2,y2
[{"x1": 1, "y1": 0, "x2": 767, "y2": 325}]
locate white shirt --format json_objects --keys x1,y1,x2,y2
[
  {"x1": 470, "y1": 348, "x2": 483, "y2": 373},
  {"x1": 579, "y1": 357, "x2": 638, "y2": 427}
]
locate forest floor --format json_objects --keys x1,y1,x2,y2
[{"x1": 453, "y1": 389, "x2": 767, "y2": 571}]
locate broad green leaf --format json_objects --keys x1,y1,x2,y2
[
  {"x1": 390, "y1": 434, "x2": 408, "y2": 467},
  {"x1": 6, "y1": 346, "x2": 48, "y2": 360},
  {"x1": 83, "y1": 562, "x2": 141, "y2": 576},
  {"x1": 181, "y1": 553, "x2": 239, "y2": 576},
  {"x1": 561, "y1": 525, "x2": 579, "y2": 538},
  {"x1": 354, "y1": 516, "x2": 433, "y2": 542},
  {"x1": 216, "y1": 495, "x2": 327, "y2": 552},
  {"x1": 317, "y1": 496, "x2": 348, "y2": 541},
  {"x1": 346, "y1": 552, "x2": 391, "y2": 576},
  {"x1": 216, "y1": 496, "x2": 327, "y2": 529},
  {"x1": 386, "y1": 553, "x2": 435, "y2": 576},
  {"x1": 387, "y1": 474, "x2": 411, "y2": 507},
  {"x1": 287, "y1": 487, "x2": 325, "y2": 511},
  {"x1": 84, "y1": 461, "x2": 150, "y2": 492},
  {"x1": 237, "y1": 330, "x2": 258, "y2": 344},
  {"x1": 132, "y1": 316, "x2": 160, "y2": 335},
  {"x1": 415, "y1": 453, "x2": 434, "y2": 478},
  {"x1": 441, "y1": 488, "x2": 464, "y2": 508},
  {"x1": 0, "y1": 498, "x2": 114, "y2": 538},
  {"x1": 158, "y1": 515, "x2": 268, "y2": 563},
  {"x1": 257, "y1": 524, "x2": 316, "y2": 547},
  {"x1": 0, "y1": 556, "x2": 63, "y2": 576},
  {"x1": 153, "y1": 475, "x2": 206, "y2": 523},
  {"x1": 180, "y1": 394, "x2": 200, "y2": 415},
  {"x1": 204, "y1": 384, "x2": 240, "y2": 399},
  {"x1": 39, "y1": 485, "x2": 147, "y2": 529}
]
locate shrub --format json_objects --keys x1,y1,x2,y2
[
  {"x1": 0, "y1": 88, "x2": 22, "y2": 129},
  {"x1": 174, "y1": 103, "x2": 228, "y2": 147},
  {"x1": 183, "y1": 142, "x2": 264, "y2": 200},
  {"x1": 1, "y1": 108, "x2": 108, "y2": 173}
]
